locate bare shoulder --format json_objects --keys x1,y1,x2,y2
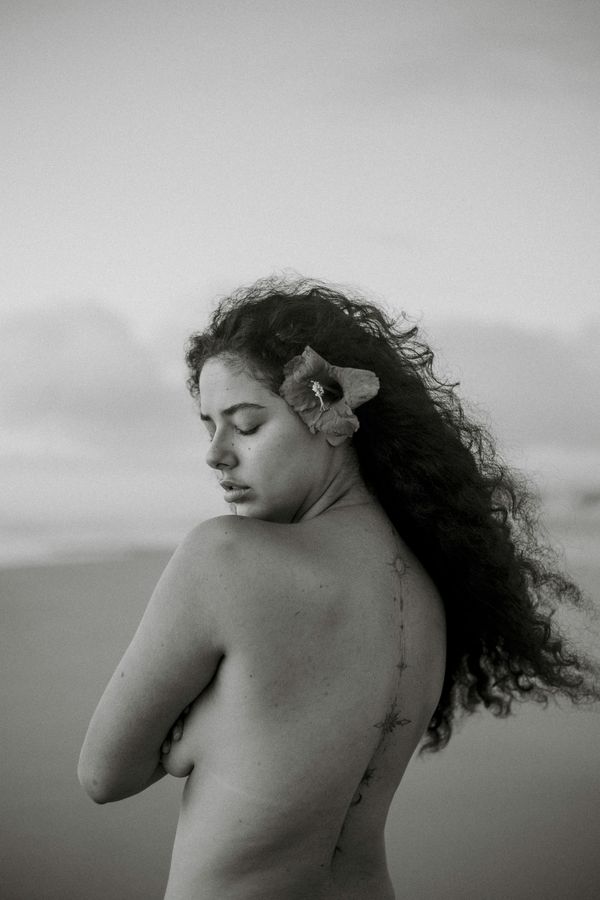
[
  {"x1": 176, "y1": 515, "x2": 303, "y2": 602},
  {"x1": 183, "y1": 514, "x2": 282, "y2": 546},
  {"x1": 181, "y1": 515, "x2": 294, "y2": 570}
]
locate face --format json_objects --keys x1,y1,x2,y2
[{"x1": 199, "y1": 355, "x2": 337, "y2": 523}]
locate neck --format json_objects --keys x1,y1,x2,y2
[{"x1": 292, "y1": 447, "x2": 374, "y2": 523}]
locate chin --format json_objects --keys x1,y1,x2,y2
[
  {"x1": 229, "y1": 492, "x2": 295, "y2": 523},
  {"x1": 238, "y1": 504, "x2": 290, "y2": 524},
  {"x1": 229, "y1": 500, "x2": 261, "y2": 519}
]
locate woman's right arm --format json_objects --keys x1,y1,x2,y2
[{"x1": 78, "y1": 518, "x2": 238, "y2": 803}]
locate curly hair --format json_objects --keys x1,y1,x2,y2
[{"x1": 185, "y1": 275, "x2": 599, "y2": 751}]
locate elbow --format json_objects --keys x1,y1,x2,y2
[
  {"x1": 85, "y1": 787, "x2": 111, "y2": 805},
  {"x1": 77, "y1": 751, "x2": 118, "y2": 804},
  {"x1": 78, "y1": 773, "x2": 109, "y2": 805},
  {"x1": 78, "y1": 762, "x2": 110, "y2": 804},
  {"x1": 77, "y1": 746, "x2": 157, "y2": 804}
]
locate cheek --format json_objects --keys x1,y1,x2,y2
[
  {"x1": 255, "y1": 426, "x2": 316, "y2": 482},
  {"x1": 278, "y1": 424, "x2": 317, "y2": 461},
  {"x1": 278, "y1": 435, "x2": 321, "y2": 487}
]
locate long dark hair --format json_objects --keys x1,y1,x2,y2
[{"x1": 185, "y1": 276, "x2": 598, "y2": 751}]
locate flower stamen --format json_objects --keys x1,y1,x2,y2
[{"x1": 310, "y1": 379, "x2": 327, "y2": 410}]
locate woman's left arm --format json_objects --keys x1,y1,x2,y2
[{"x1": 78, "y1": 523, "x2": 227, "y2": 804}]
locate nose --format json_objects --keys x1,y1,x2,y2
[{"x1": 205, "y1": 430, "x2": 236, "y2": 470}]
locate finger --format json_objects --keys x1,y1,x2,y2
[
  {"x1": 182, "y1": 706, "x2": 191, "y2": 717},
  {"x1": 161, "y1": 737, "x2": 171, "y2": 755},
  {"x1": 172, "y1": 720, "x2": 183, "y2": 741}
]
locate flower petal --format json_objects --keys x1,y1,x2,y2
[
  {"x1": 331, "y1": 365, "x2": 380, "y2": 409},
  {"x1": 299, "y1": 404, "x2": 325, "y2": 433},
  {"x1": 317, "y1": 400, "x2": 359, "y2": 436},
  {"x1": 279, "y1": 347, "x2": 333, "y2": 414},
  {"x1": 282, "y1": 346, "x2": 332, "y2": 386}
]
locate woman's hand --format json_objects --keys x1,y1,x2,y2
[{"x1": 160, "y1": 705, "x2": 191, "y2": 757}]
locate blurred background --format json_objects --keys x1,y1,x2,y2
[{"x1": 2, "y1": 1, "x2": 599, "y2": 898}]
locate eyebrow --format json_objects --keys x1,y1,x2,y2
[{"x1": 199, "y1": 402, "x2": 266, "y2": 421}]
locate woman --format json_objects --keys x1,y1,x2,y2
[{"x1": 79, "y1": 277, "x2": 597, "y2": 900}]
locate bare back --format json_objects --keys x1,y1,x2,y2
[{"x1": 162, "y1": 504, "x2": 446, "y2": 899}]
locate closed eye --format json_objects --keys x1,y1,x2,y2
[{"x1": 235, "y1": 426, "x2": 259, "y2": 436}]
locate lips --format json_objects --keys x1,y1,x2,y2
[
  {"x1": 219, "y1": 480, "x2": 249, "y2": 491},
  {"x1": 219, "y1": 480, "x2": 251, "y2": 502}
]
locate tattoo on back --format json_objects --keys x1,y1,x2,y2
[
  {"x1": 336, "y1": 547, "x2": 411, "y2": 862},
  {"x1": 389, "y1": 554, "x2": 407, "y2": 578},
  {"x1": 375, "y1": 698, "x2": 411, "y2": 735},
  {"x1": 335, "y1": 765, "x2": 379, "y2": 856},
  {"x1": 361, "y1": 766, "x2": 376, "y2": 786}
]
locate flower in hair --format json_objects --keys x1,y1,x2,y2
[{"x1": 279, "y1": 346, "x2": 380, "y2": 437}]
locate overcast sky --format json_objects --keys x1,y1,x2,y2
[
  {"x1": 3, "y1": 0, "x2": 599, "y2": 331},
  {"x1": 2, "y1": 1, "x2": 598, "y2": 562}
]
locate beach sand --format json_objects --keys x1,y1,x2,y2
[{"x1": 2, "y1": 550, "x2": 599, "y2": 899}]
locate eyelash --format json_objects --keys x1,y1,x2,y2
[{"x1": 206, "y1": 425, "x2": 259, "y2": 441}]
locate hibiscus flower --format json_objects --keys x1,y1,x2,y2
[{"x1": 279, "y1": 346, "x2": 379, "y2": 436}]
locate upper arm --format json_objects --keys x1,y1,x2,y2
[{"x1": 78, "y1": 519, "x2": 236, "y2": 802}]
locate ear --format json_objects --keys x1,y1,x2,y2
[{"x1": 325, "y1": 433, "x2": 351, "y2": 448}]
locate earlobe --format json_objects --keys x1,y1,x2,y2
[{"x1": 325, "y1": 434, "x2": 350, "y2": 448}]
